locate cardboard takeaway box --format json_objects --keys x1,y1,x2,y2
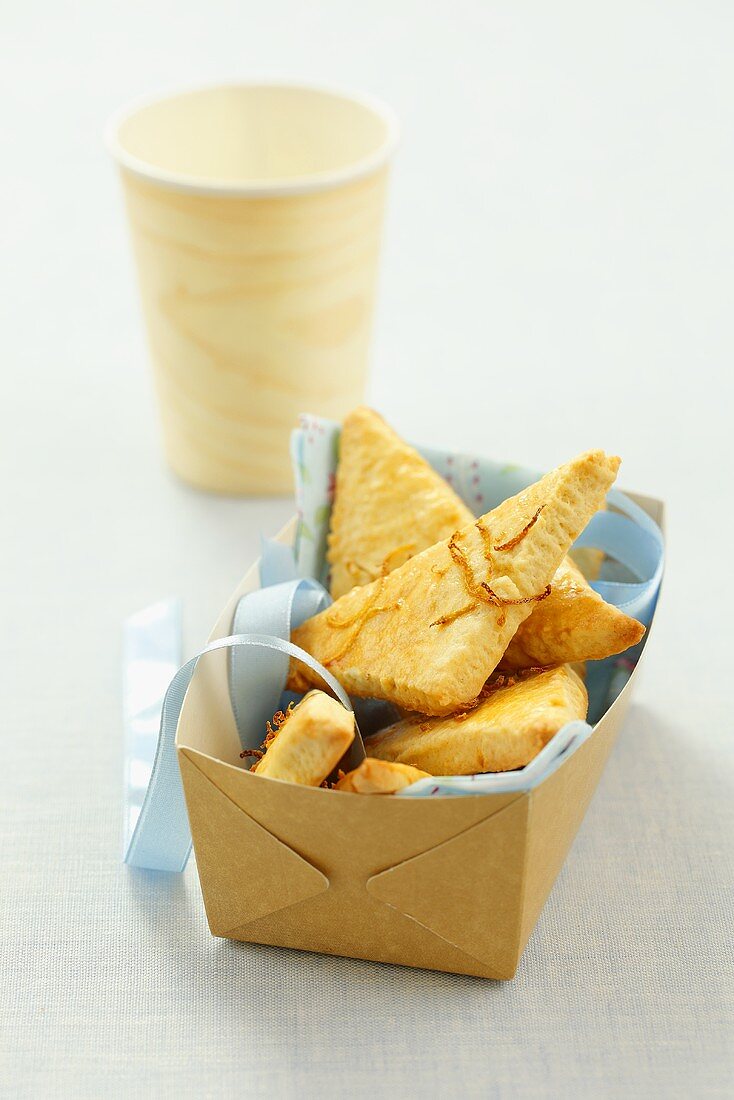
[{"x1": 176, "y1": 493, "x2": 664, "y2": 981}]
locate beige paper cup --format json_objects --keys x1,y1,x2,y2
[{"x1": 106, "y1": 83, "x2": 398, "y2": 494}]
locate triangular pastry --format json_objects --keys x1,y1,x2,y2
[
  {"x1": 365, "y1": 665, "x2": 588, "y2": 774},
  {"x1": 328, "y1": 407, "x2": 471, "y2": 599},
  {"x1": 291, "y1": 450, "x2": 620, "y2": 715},
  {"x1": 326, "y1": 408, "x2": 643, "y2": 666},
  {"x1": 501, "y1": 555, "x2": 644, "y2": 668}
]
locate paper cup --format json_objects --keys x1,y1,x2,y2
[{"x1": 106, "y1": 83, "x2": 398, "y2": 494}]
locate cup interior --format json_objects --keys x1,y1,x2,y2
[{"x1": 110, "y1": 84, "x2": 396, "y2": 193}]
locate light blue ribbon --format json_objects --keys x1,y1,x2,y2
[
  {"x1": 228, "y1": 576, "x2": 330, "y2": 749},
  {"x1": 574, "y1": 488, "x2": 664, "y2": 625},
  {"x1": 123, "y1": 566, "x2": 358, "y2": 872},
  {"x1": 123, "y1": 599, "x2": 183, "y2": 870}
]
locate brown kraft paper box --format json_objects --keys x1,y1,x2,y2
[{"x1": 176, "y1": 493, "x2": 664, "y2": 980}]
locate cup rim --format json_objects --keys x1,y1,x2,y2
[{"x1": 104, "y1": 80, "x2": 399, "y2": 198}]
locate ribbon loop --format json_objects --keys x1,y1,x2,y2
[
  {"x1": 123, "y1": 561, "x2": 356, "y2": 872},
  {"x1": 229, "y1": 575, "x2": 330, "y2": 747},
  {"x1": 573, "y1": 490, "x2": 664, "y2": 623}
]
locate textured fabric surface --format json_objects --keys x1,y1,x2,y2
[{"x1": 3, "y1": 0, "x2": 734, "y2": 1095}]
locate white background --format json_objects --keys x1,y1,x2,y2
[{"x1": 2, "y1": 1, "x2": 733, "y2": 1096}]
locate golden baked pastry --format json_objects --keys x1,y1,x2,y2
[
  {"x1": 324, "y1": 408, "x2": 643, "y2": 667},
  {"x1": 291, "y1": 449, "x2": 620, "y2": 715},
  {"x1": 328, "y1": 407, "x2": 471, "y2": 599},
  {"x1": 252, "y1": 690, "x2": 354, "y2": 786},
  {"x1": 366, "y1": 666, "x2": 588, "y2": 774},
  {"x1": 335, "y1": 758, "x2": 431, "y2": 794},
  {"x1": 501, "y1": 555, "x2": 644, "y2": 668}
]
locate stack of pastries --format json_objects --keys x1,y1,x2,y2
[{"x1": 245, "y1": 408, "x2": 644, "y2": 795}]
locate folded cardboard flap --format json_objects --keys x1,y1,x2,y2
[
  {"x1": 366, "y1": 797, "x2": 530, "y2": 974},
  {"x1": 178, "y1": 750, "x2": 329, "y2": 934},
  {"x1": 177, "y1": 744, "x2": 526, "y2": 978},
  {"x1": 176, "y1": 497, "x2": 664, "y2": 979}
]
